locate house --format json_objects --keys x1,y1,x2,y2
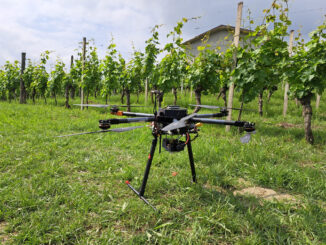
[{"x1": 183, "y1": 25, "x2": 253, "y2": 57}]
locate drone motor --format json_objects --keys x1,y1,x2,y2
[
  {"x1": 99, "y1": 120, "x2": 111, "y2": 129},
  {"x1": 243, "y1": 122, "x2": 255, "y2": 132}
]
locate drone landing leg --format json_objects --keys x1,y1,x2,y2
[
  {"x1": 139, "y1": 136, "x2": 157, "y2": 196},
  {"x1": 126, "y1": 136, "x2": 158, "y2": 211},
  {"x1": 187, "y1": 137, "x2": 197, "y2": 183}
]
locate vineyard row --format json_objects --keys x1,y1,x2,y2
[{"x1": 0, "y1": 0, "x2": 325, "y2": 144}]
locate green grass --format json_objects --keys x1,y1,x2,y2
[{"x1": 0, "y1": 91, "x2": 325, "y2": 244}]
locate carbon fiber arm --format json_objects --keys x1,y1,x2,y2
[
  {"x1": 191, "y1": 118, "x2": 244, "y2": 126},
  {"x1": 191, "y1": 118, "x2": 255, "y2": 132},
  {"x1": 193, "y1": 112, "x2": 228, "y2": 118},
  {"x1": 118, "y1": 111, "x2": 155, "y2": 117},
  {"x1": 100, "y1": 117, "x2": 155, "y2": 125}
]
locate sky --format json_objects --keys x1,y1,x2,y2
[{"x1": 0, "y1": 0, "x2": 325, "y2": 68}]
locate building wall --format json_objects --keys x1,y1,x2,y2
[{"x1": 185, "y1": 30, "x2": 253, "y2": 57}]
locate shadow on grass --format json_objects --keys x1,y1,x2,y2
[
  {"x1": 187, "y1": 184, "x2": 326, "y2": 243},
  {"x1": 257, "y1": 124, "x2": 326, "y2": 146}
]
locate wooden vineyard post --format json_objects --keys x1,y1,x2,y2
[
  {"x1": 316, "y1": 94, "x2": 321, "y2": 110},
  {"x1": 70, "y1": 55, "x2": 75, "y2": 99},
  {"x1": 71, "y1": 55, "x2": 74, "y2": 66},
  {"x1": 226, "y1": 1, "x2": 243, "y2": 131},
  {"x1": 20, "y1": 52, "x2": 26, "y2": 104},
  {"x1": 295, "y1": 98, "x2": 299, "y2": 107},
  {"x1": 190, "y1": 82, "x2": 193, "y2": 102},
  {"x1": 145, "y1": 79, "x2": 148, "y2": 105},
  {"x1": 81, "y1": 37, "x2": 86, "y2": 110},
  {"x1": 65, "y1": 55, "x2": 74, "y2": 108},
  {"x1": 283, "y1": 30, "x2": 294, "y2": 117}
]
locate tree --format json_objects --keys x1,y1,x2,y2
[
  {"x1": 129, "y1": 49, "x2": 144, "y2": 105},
  {"x1": 101, "y1": 40, "x2": 119, "y2": 104},
  {"x1": 0, "y1": 69, "x2": 6, "y2": 100},
  {"x1": 282, "y1": 21, "x2": 326, "y2": 144},
  {"x1": 48, "y1": 60, "x2": 65, "y2": 105},
  {"x1": 3, "y1": 61, "x2": 20, "y2": 102},
  {"x1": 32, "y1": 51, "x2": 50, "y2": 104},
  {"x1": 72, "y1": 41, "x2": 101, "y2": 105},
  {"x1": 22, "y1": 60, "x2": 35, "y2": 102},
  {"x1": 218, "y1": 47, "x2": 234, "y2": 107},
  {"x1": 115, "y1": 54, "x2": 126, "y2": 105},
  {"x1": 62, "y1": 71, "x2": 73, "y2": 108},
  {"x1": 83, "y1": 46, "x2": 101, "y2": 104},
  {"x1": 69, "y1": 57, "x2": 82, "y2": 100},
  {"x1": 120, "y1": 49, "x2": 144, "y2": 111},
  {"x1": 158, "y1": 19, "x2": 188, "y2": 106},
  {"x1": 61, "y1": 56, "x2": 75, "y2": 108},
  {"x1": 232, "y1": 0, "x2": 291, "y2": 116},
  {"x1": 143, "y1": 25, "x2": 161, "y2": 104},
  {"x1": 187, "y1": 45, "x2": 222, "y2": 112}
]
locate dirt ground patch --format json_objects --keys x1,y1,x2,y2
[
  {"x1": 275, "y1": 122, "x2": 324, "y2": 130},
  {"x1": 235, "y1": 178, "x2": 252, "y2": 188},
  {"x1": 0, "y1": 221, "x2": 9, "y2": 244},
  {"x1": 299, "y1": 160, "x2": 316, "y2": 168},
  {"x1": 276, "y1": 122, "x2": 301, "y2": 129},
  {"x1": 203, "y1": 183, "x2": 226, "y2": 193},
  {"x1": 233, "y1": 187, "x2": 297, "y2": 203}
]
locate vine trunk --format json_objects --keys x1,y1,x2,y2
[{"x1": 299, "y1": 94, "x2": 314, "y2": 144}]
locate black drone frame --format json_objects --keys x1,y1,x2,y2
[
  {"x1": 60, "y1": 97, "x2": 255, "y2": 210},
  {"x1": 95, "y1": 105, "x2": 255, "y2": 210}
]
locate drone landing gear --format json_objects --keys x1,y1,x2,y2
[
  {"x1": 125, "y1": 134, "x2": 197, "y2": 211},
  {"x1": 186, "y1": 136, "x2": 197, "y2": 183},
  {"x1": 126, "y1": 136, "x2": 158, "y2": 211}
]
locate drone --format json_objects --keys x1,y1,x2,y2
[{"x1": 58, "y1": 92, "x2": 255, "y2": 210}]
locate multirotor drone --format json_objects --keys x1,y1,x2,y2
[{"x1": 58, "y1": 92, "x2": 255, "y2": 210}]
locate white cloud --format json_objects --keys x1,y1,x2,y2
[{"x1": 0, "y1": 0, "x2": 325, "y2": 67}]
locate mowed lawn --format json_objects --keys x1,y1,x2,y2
[{"x1": 1, "y1": 92, "x2": 325, "y2": 244}]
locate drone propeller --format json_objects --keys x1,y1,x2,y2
[
  {"x1": 189, "y1": 104, "x2": 256, "y2": 112},
  {"x1": 161, "y1": 113, "x2": 197, "y2": 132},
  {"x1": 73, "y1": 104, "x2": 147, "y2": 108},
  {"x1": 240, "y1": 130, "x2": 256, "y2": 144},
  {"x1": 56, "y1": 126, "x2": 144, "y2": 137}
]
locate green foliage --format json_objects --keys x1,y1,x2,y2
[
  {"x1": 0, "y1": 1, "x2": 324, "y2": 112},
  {"x1": 72, "y1": 42, "x2": 101, "y2": 100},
  {"x1": 32, "y1": 51, "x2": 50, "y2": 100},
  {"x1": 114, "y1": 47, "x2": 144, "y2": 101},
  {"x1": 101, "y1": 40, "x2": 119, "y2": 97},
  {"x1": 48, "y1": 60, "x2": 66, "y2": 97},
  {"x1": 62, "y1": 70, "x2": 73, "y2": 92},
  {"x1": 116, "y1": 54, "x2": 126, "y2": 91},
  {"x1": 158, "y1": 51, "x2": 187, "y2": 92},
  {"x1": 125, "y1": 49, "x2": 144, "y2": 92},
  {"x1": 70, "y1": 59, "x2": 82, "y2": 82},
  {"x1": 283, "y1": 21, "x2": 326, "y2": 99},
  {"x1": 157, "y1": 19, "x2": 188, "y2": 92},
  {"x1": 3, "y1": 60, "x2": 20, "y2": 100},
  {"x1": 219, "y1": 48, "x2": 233, "y2": 89},
  {"x1": 83, "y1": 45, "x2": 101, "y2": 97},
  {"x1": 22, "y1": 60, "x2": 35, "y2": 96},
  {"x1": 69, "y1": 57, "x2": 82, "y2": 96},
  {"x1": 143, "y1": 26, "x2": 160, "y2": 88},
  {"x1": 0, "y1": 69, "x2": 6, "y2": 99},
  {"x1": 232, "y1": 0, "x2": 290, "y2": 102},
  {"x1": 187, "y1": 45, "x2": 222, "y2": 93}
]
